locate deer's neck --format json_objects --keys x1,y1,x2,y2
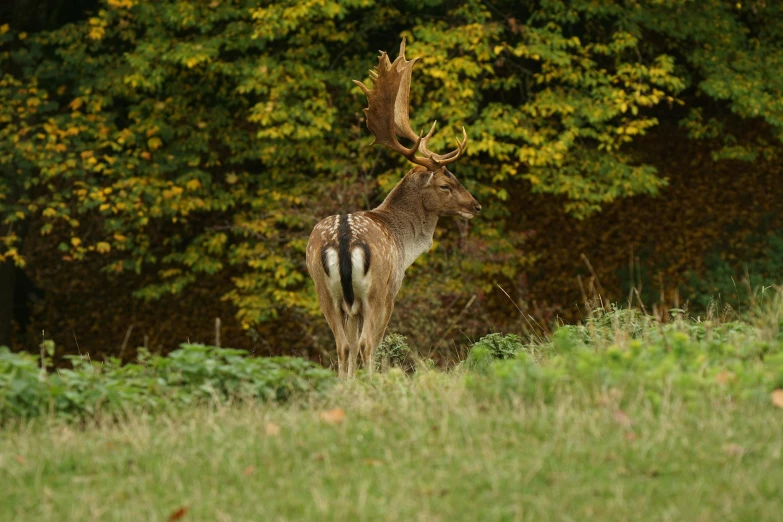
[{"x1": 372, "y1": 175, "x2": 438, "y2": 269}]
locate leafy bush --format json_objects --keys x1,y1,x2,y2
[
  {"x1": 0, "y1": 344, "x2": 335, "y2": 421},
  {"x1": 472, "y1": 333, "x2": 524, "y2": 360},
  {"x1": 464, "y1": 333, "x2": 525, "y2": 374},
  {"x1": 464, "y1": 305, "x2": 783, "y2": 406},
  {"x1": 374, "y1": 334, "x2": 410, "y2": 372}
]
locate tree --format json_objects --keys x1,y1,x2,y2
[{"x1": 1, "y1": 0, "x2": 782, "y2": 352}]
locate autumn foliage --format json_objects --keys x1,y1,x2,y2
[{"x1": 1, "y1": 0, "x2": 782, "y2": 357}]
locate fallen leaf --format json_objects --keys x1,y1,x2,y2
[
  {"x1": 624, "y1": 432, "x2": 638, "y2": 441},
  {"x1": 364, "y1": 458, "x2": 383, "y2": 466},
  {"x1": 772, "y1": 389, "x2": 783, "y2": 409},
  {"x1": 243, "y1": 465, "x2": 255, "y2": 476},
  {"x1": 724, "y1": 443, "x2": 745, "y2": 457},
  {"x1": 312, "y1": 452, "x2": 325, "y2": 461},
  {"x1": 15, "y1": 455, "x2": 26, "y2": 464},
  {"x1": 319, "y1": 407, "x2": 347, "y2": 424},
  {"x1": 265, "y1": 422, "x2": 281, "y2": 436},
  {"x1": 613, "y1": 410, "x2": 632, "y2": 428},
  {"x1": 168, "y1": 507, "x2": 188, "y2": 521},
  {"x1": 715, "y1": 371, "x2": 735, "y2": 384}
]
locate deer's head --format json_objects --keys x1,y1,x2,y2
[
  {"x1": 354, "y1": 38, "x2": 480, "y2": 219},
  {"x1": 411, "y1": 166, "x2": 481, "y2": 219}
]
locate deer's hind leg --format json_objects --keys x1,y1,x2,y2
[
  {"x1": 344, "y1": 314, "x2": 361, "y2": 378},
  {"x1": 318, "y1": 295, "x2": 352, "y2": 378},
  {"x1": 358, "y1": 295, "x2": 395, "y2": 376}
]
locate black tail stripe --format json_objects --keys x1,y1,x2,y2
[
  {"x1": 358, "y1": 242, "x2": 371, "y2": 274},
  {"x1": 338, "y1": 214, "x2": 354, "y2": 307}
]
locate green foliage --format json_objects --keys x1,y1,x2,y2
[
  {"x1": 2, "y1": 0, "x2": 783, "y2": 341},
  {"x1": 469, "y1": 332, "x2": 523, "y2": 361},
  {"x1": 685, "y1": 231, "x2": 783, "y2": 312},
  {"x1": 0, "y1": 344, "x2": 335, "y2": 420},
  {"x1": 374, "y1": 333, "x2": 410, "y2": 372},
  {"x1": 465, "y1": 301, "x2": 783, "y2": 406}
]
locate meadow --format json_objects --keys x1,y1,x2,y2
[{"x1": 2, "y1": 294, "x2": 783, "y2": 521}]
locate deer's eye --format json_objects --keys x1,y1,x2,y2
[{"x1": 439, "y1": 185, "x2": 451, "y2": 192}]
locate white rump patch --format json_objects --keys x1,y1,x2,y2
[
  {"x1": 347, "y1": 246, "x2": 370, "y2": 315},
  {"x1": 323, "y1": 247, "x2": 342, "y2": 302}
]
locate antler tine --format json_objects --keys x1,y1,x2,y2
[
  {"x1": 355, "y1": 38, "x2": 467, "y2": 172},
  {"x1": 423, "y1": 126, "x2": 468, "y2": 166},
  {"x1": 402, "y1": 130, "x2": 426, "y2": 165}
]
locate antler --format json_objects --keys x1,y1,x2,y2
[{"x1": 353, "y1": 38, "x2": 468, "y2": 171}]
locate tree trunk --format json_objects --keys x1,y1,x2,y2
[{"x1": 0, "y1": 260, "x2": 16, "y2": 348}]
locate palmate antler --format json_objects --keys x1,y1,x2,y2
[{"x1": 353, "y1": 38, "x2": 468, "y2": 172}]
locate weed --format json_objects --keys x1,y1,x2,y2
[{"x1": 374, "y1": 334, "x2": 410, "y2": 372}]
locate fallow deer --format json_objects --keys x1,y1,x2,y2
[{"x1": 306, "y1": 39, "x2": 481, "y2": 378}]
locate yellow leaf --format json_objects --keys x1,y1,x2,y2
[
  {"x1": 0, "y1": 24, "x2": 9, "y2": 35},
  {"x1": 113, "y1": 233, "x2": 127, "y2": 242},
  {"x1": 108, "y1": 0, "x2": 135, "y2": 7},
  {"x1": 71, "y1": 237, "x2": 82, "y2": 247},
  {"x1": 18, "y1": 32, "x2": 27, "y2": 40},
  {"x1": 185, "y1": 179, "x2": 201, "y2": 191},
  {"x1": 147, "y1": 137, "x2": 162, "y2": 150},
  {"x1": 96, "y1": 242, "x2": 111, "y2": 253}
]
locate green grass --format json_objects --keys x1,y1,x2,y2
[
  {"x1": 1, "y1": 374, "x2": 782, "y2": 521},
  {"x1": 3, "y1": 295, "x2": 783, "y2": 521}
]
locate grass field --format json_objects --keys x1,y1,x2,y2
[
  {"x1": 2, "y1": 299, "x2": 783, "y2": 521},
  {"x1": 2, "y1": 376, "x2": 782, "y2": 521}
]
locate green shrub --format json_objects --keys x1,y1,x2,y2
[
  {"x1": 463, "y1": 306, "x2": 783, "y2": 406},
  {"x1": 374, "y1": 334, "x2": 410, "y2": 372},
  {"x1": 0, "y1": 344, "x2": 335, "y2": 421},
  {"x1": 471, "y1": 333, "x2": 524, "y2": 360}
]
